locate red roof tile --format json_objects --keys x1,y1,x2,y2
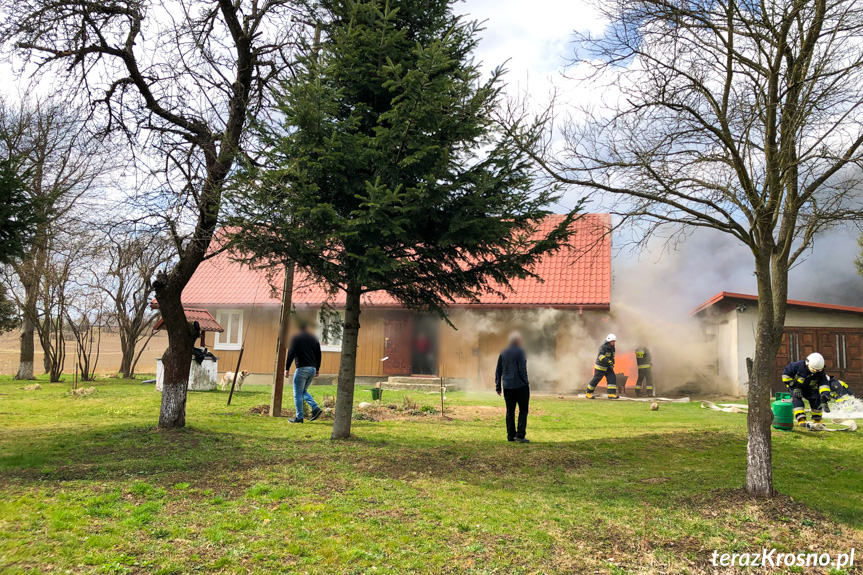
[
  {"x1": 180, "y1": 214, "x2": 612, "y2": 309},
  {"x1": 690, "y1": 291, "x2": 863, "y2": 316},
  {"x1": 152, "y1": 308, "x2": 224, "y2": 332}
]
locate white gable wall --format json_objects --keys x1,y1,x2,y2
[{"x1": 705, "y1": 302, "x2": 863, "y2": 396}]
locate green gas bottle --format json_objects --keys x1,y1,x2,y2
[{"x1": 772, "y1": 392, "x2": 794, "y2": 431}]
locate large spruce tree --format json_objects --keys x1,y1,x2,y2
[{"x1": 230, "y1": 0, "x2": 576, "y2": 439}]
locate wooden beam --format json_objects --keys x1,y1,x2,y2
[{"x1": 270, "y1": 261, "x2": 295, "y2": 417}]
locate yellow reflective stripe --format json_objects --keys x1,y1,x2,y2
[
  {"x1": 782, "y1": 376, "x2": 793, "y2": 382},
  {"x1": 793, "y1": 408, "x2": 805, "y2": 415},
  {"x1": 594, "y1": 365, "x2": 607, "y2": 371},
  {"x1": 638, "y1": 364, "x2": 651, "y2": 369},
  {"x1": 819, "y1": 386, "x2": 831, "y2": 394}
]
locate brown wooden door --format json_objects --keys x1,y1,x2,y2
[
  {"x1": 773, "y1": 328, "x2": 863, "y2": 395},
  {"x1": 383, "y1": 312, "x2": 413, "y2": 375},
  {"x1": 773, "y1": 330, "x2": 804, "y2": 392},
  {"x1": 843, "y1": 333, "x2": 863, "y2": 392}
]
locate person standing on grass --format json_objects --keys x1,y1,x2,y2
[
  {"x1": 495, "y1": 331, "x2": 530, "y2": 443},
  {"x1": 286, "y1": 321, "x2": 323, "y2": 424}
]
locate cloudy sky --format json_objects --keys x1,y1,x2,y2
[
  {"x1": 453, "y1": 0, "x2": 863, "y2": 310},
  {"x1": 1, "y1": 0, "x2": 861, "y2": 309}
]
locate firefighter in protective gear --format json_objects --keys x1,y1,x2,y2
[
  {"x1": 586, "y1": 334, "x2": 617, "y2": 399},
  {"x1": 781, "y1": 353, "x2": 827, "y2": 428},
  {"x1": 818, "y1": 375, "x2": 853, "y2": 413},
  {"x1": 634, "y1": 345, "x2": 654, "y2": 397}
]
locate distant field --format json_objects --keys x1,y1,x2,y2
[
  {"x1": 0, "y1": 332, "x2": 169, "y2": 376},
  {"x1": 1, "y1": 375, "x2": 861, "y2": 574}
]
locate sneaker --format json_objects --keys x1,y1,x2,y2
[
  {"x1": 514, "y1": 437, "x2": 530, "y2": 443},
  {"x1": 308, "y1": 407, "x2": 323, "y2": 421},
  {"x1": 289, "y1": 417, "x2": 304, "y2": 424}
]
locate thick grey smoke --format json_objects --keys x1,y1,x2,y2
[
  {"x1": 614, "y1": 227, "x2": 863, "y2": 312},
  {"x1": 454, "y1": 226, "x2": 863, "y2": 397}
]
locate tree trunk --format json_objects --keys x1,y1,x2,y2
[
  {"x1": 745, "y1": 252, "x2": 781, "y2": 498},
  {"x1": 156, "y1": 287, "x2": 196, "y2": 430},
  {"x1": 14, "y1": 284, "x2": 37, "y2": 380},
  {"x1": 331, "y1": 283, "x2": 362, "y2": 440},
  {"x1": 119, "y1": 333, "x2": 135, "y2": 379},
  {"x1": 271, "y1": 262, "x2": 295, "y2": 417},
  {"x1": 43, "y1": 346, "x2": 52, "y2": 375},
  {"x1": 14, "y1": 315, "x2": 35, "y2": 380}
]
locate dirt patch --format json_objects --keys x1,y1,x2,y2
[{"x1": 350, "y1": 403, "x2": 543, "y2": 422}]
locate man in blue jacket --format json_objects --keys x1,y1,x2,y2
[{"x1": 495, "y1": 331, "x2": 530, "y2": 443}]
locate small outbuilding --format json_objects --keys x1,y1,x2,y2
[{"x1": 692, "y1": 292, "x2": 863, "y2": 396}]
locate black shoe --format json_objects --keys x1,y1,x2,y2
[
  {"x1": 289, "y1": 417, "x2": 304, "y2": 423},
  {"x1": 514, "y1": 437, "x2": 530, "y2": 443},
  {"x1": 308, "y1": 407, "x2": 323, "y2": 421},
  {"x1": 507, "y1": 438, "x2": 515, "y2": 442}
]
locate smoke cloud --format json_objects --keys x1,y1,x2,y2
[{"x1": 452, "y1": 225, "x2": 863, "y2": 397}]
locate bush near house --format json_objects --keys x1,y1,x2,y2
[{"x1": 1, "y1": 375, "x2": 861, "y2": 574}]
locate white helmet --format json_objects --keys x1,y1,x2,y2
[
  {"x1": 806, "y1": 352, "x2": 825, "y2": 372},
  {"x1": 606, "y1": 333, "x2": 617, "y2": 342}
]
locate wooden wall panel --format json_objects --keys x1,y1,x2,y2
[
  {"x1": 201, "y1": 306, "x2": 583, "y2": 388},
  {"x1": 203, "y1": 306, "x2": 388, "y2": 376},
  {"x1": 356, "y1": 311, "x2": 386, "y2": 376},
  {"x1": 438, "y1": 313, "x2": 479, "y2": 380}
]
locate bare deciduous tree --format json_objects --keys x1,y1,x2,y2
[
  {"x1": 0, "y1": 97, "x2": 111, "y2": 380},
  {"x1": 35, "y1": 233, "x2": 90, "y2": 382},
  {"x1": 92, "y1": 229, "x2": 174, "y2": 379},
  {"x1": 1, "y1": 0, "x2": 305, "y2": 427},
  {"x1": 516, "y1": 0, "x2": 863, "y2": 496},
  {"x1": 66, "y1": 293, "x2": 106, "y2": 383}
]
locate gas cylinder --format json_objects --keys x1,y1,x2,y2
[{"x1": 772, "y1": 392, "x2": 794, "y2": 431}]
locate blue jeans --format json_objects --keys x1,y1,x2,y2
[{"x1": 293, "y1": 366, "x2": 319, "y2": 420}]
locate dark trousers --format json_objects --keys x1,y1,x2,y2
[
  {"x1": 503, "y1": 386, "x2": 530, "y2": 440},
  {"x1": 587, "y1": 369, "x2": 617, "y2": 393},
  {"x1": 792, "y1": 387, "x2": 822, "y2": 422},
  {"x1": 636, "y1": 368, "x2": 654, "y2": 395}
]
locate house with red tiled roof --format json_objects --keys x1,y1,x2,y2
[{"x1": 181, "y1": 214, "x2": 612, "y2": 387}]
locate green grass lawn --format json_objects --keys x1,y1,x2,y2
[{"x1": 1, "y1": 375, "x2": 861, "y2": 575}]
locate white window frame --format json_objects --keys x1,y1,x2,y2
[
  {"x1": 214, "y1": 309, "x2": 244, "y2": 350},
  {"x1": 317, "y1": 309, "x2": 345, "y2": 352}
]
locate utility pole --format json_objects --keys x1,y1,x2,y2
[{"x1": 270, "y1": 261, "x2": 295, "y2": 417}]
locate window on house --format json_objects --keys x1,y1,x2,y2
[
  {"x1": 214, "y1": 309, "x2": 243, "y2": 350},
  {"x1": 317, "y1": 309, "x2": 345, "y2": 352}
]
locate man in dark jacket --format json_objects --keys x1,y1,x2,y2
[
  {"x1": 285, "y1": 321, "x2": 323, "y2": 423},
  {"x1": 495, "y1": 331, "x2": 530, "y2": 443}
]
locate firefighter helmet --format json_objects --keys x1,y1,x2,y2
[
  {"x1": 806, "y1": 352, "x2": 825, "y2": 372},
  {"x1": 606, "y1": 333, "x2": 617, "y2": 342}
]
